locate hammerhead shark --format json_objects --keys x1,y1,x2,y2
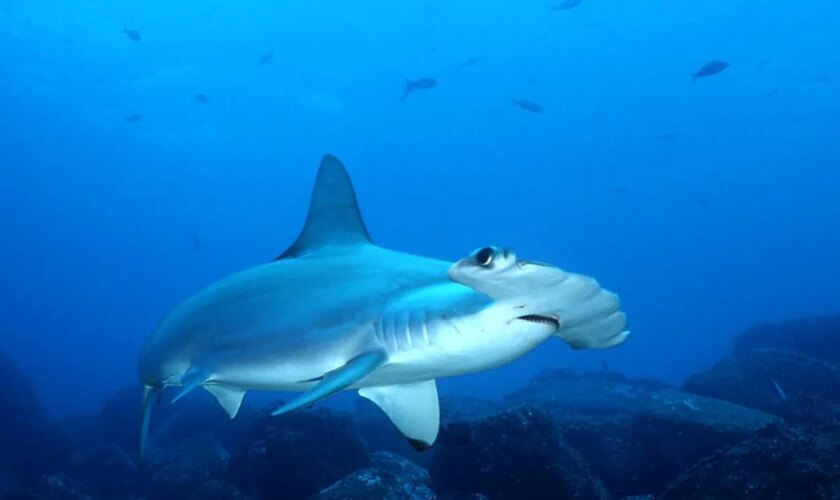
[{"x1": 137, "y1": 155, "x2": 628, "y2": 453}]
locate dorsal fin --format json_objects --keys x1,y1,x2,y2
[{"x1": 278, "y1": 155, "x2": 372, "y2": 259}]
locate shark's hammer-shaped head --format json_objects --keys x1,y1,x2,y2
[{"x1": 448, "y1": 246, "x2": 629, "y2": 358}]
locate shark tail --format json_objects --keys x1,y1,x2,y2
[{"x1": 139, "y1": 384, "x2": 159, "y2": 459}]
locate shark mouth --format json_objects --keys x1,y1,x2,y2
[{"x1": 517, "y1": 314, "x2": 560, "y2": 330}]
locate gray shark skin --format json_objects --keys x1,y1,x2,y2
[{"x1": 137, "y1": 154, "x2": 629, "y2": 454}]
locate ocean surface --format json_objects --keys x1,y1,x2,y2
[{"x1": 1, "y1": 1, "x2": 839, "y2": 499}]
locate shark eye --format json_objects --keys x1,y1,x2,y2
[{"x1": 475, "y1": 247, "x2": 495, "y2": 267}]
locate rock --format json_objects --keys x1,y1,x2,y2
[
  {"x1": 502, "y1": 370, "x2": 780, "y2": 498},
  {"x1": 733, "y1": 315, "x2": 840, "y2": 366},
  {"x1": 430, "y1": 405, "x2": 610, "y2": 500},
  {"x1": 228, "y1": 407, "x2": 370, "y2": 500},
  {"x1": 103, "y1": 384, "x2": 254, "y2": 455},
  {"x1": 186, "y1": 479, "x2": 251, "y2": 500},
  {"x1": 154, "y1": 390, "x2": 253, "y2": 451},
  {"x1": 683, "y1": 348, "x2": 840, "y2": 424},
  {"x1": 0, "y1": 352, "x2": 72, "y2": 483},
  {"x1": 315, "y1": 451, "x2": 434, "y2": 500},
  {"x1": 101, "y1": 385, "x2": 143, "y2": 453},
  {"x1": 142, "y1": 433, "x2": 234, "y2": 500},
  {"x1": 64, "y1": 442, "x2": 138, "y2": 497},
  {"x1": 439, "y1": 394, "x2": 500, "y2": 424},
  {"x1": 0, "y1": 463, "x2": 30, "y2": 499},
  {"x1": 660, "y1": 425, "x2": 840, "y2": 499},
  {"x1": 33, "y1": 474, "x2": 96, "y2": 500},
  {"x1": 355, "y1": 394, "x2": 499, "y2": 468}
]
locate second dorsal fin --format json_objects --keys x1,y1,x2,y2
[{"x1": 278, "y1": 155, "x2": 372, "y2": 259}]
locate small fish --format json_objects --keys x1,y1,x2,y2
[
  {"x1": 552, "y1": 0, "x2": 582, "y2": 11},
  {"x1": 609, "y1": 187, "x2": 628, "y2": 195},
  {"x1": 258, "y1": 51, "x2": 274, "y2": 66},
  {"x1": 763, "y1": 87, "x2": 780, "y2": 98},
  {"x1": 124, "y1": 113, "x2": 143, "y2": 123},
  {"x1": 600, "y1": 359, "x2": 610, "y2": 371},
  {"x1": 771, "y1": 379, "x2": 787, "y2": 401},
  {"x1": 513, "y1": 99, "x2": 543, "y2": 113},
  {"x1": 401, "y1": 78, "x2": 438, "y2": 102},
  {"x1": 692, "y1": 61, "x2": 729, "y2": 82},
  {"x1": 195, "y1": 93, "x2": 209, "y2": 104},
  {"x1": 192, "y1": 232, "x2": 201, "y2": 252},
  {"x1": 657, "y1": 133, "x2": 679, "y2": 142},
  {"x1": 122, "y1": 28, "x2": 141, "y2": 42},
  {"x1": 458, "y1": 57, "x2": 480, "y2": 70}
]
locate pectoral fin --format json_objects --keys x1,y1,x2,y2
[
  {"x1": 272, "y1": 351, "x2": 387, "y2": 416},
  {"x1": 171, "y1": 366, "x2": 209, "y2": 403},
  {"x1": 204, "y1": 384, "x2": 247, "y2": 418},
  {"x1": 358, "y1": 379, "x2": 439, "y2": 450}
]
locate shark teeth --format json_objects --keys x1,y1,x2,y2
[{"x1": 518, "y1": 314, "x2": 560, "y2": 330}]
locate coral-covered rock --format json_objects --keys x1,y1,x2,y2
[
  {"x1": 154, "y1": 390, "x2": 253, "y2": 451},
  {"x1": 228, "y1": 407, "x2": 369, "y2": 500},
  {"x1": 64, "y1": 442, "x2": 138, "y2": 497},
  {"x1": 100, "y1": 385, "x2": 143, "y2": 453},
  {"x1": 0, "y1": 352, "x2": 72, "y2": 483},
  {"x1": 683, "y1": 348, "x2": 840, "y2": 424},
  {"x1": 141, "y1": 433, "x2": 234, "y2": 500},
  {"x1": 33, "y1": 474, "x2": 96, "y2": 500},
  {"x1": 660, "y1": 425, "x2": 840, "y2": 499},
  {"x1": 430, "y1": 405, "x2": 610, "y2": 500},
  {"x1": 355, "y1": 393, "x2": 499, "y2": 468},
  {"x1": 187, "y1": 479, "x2": 252, "y2": 500},
  {"x1": 103, "y1": 384, "x2": 253, "y2": 456},
  {"x1": 0, "y1": 463, "x2": 30, "y2": 500},
  {"x1": 733, "y1": 315, "x2": 840, "y2": 366},
  {"x1": 315, "y1": 451, "x2": 434, "y2": 500},
  {"x1": 503, "y1": 370, "x2": 780, "y2": 498}
]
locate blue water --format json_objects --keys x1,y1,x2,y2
[{"x1": 1, "y1": 0, "x2": 839, "y2": 418}]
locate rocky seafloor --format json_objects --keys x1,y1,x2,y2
[{"x1": 2, "y1": 315, "x2": 839, "y2": 499}]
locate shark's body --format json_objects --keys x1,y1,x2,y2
[{"x1": 138, "y1": 155, "x2": 629, "y2": 452}]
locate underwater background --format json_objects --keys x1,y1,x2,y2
[{"x1": 1, "y1": 1, "x2": 839, "y2": 499}]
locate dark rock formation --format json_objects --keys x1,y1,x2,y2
[
  {"x1": 33, "y1": 474, "x2": 96, "y2": 500},
  {"x1": 355, "y1": 393, "x2": 500, "y2": 469},
  {"x1": 228, "y1": 407, "x2": 369, "y2": 500},
  {"x1": 0, "y1": 463, "x2": 29, "y2": 499},
  {"x1": 63, "y1": 442, "x2": 138, "y2": 497},
  {"x1": 436, "y1": 494, "x2": 491, "y2": 500},
  {"x1": 101, "y1": 383, "x2": 254, "y2": 460},
  {"x1": 503, "y1": 370, "x2": 780, "y2": 498},
  {"x1": 0, "y1": 352, "x2": 72, "y2": 485},
  {"x1": 315, "y1": 451, "x2": 435, "y2": 499},
  {"x1": 430, "y1": 405, "x2": 610, "y2": 500},
  {"x1": 683, "y1": 348, "x2": 840, "y2": 424},
  {"x1": 141, "y1": 432, "x2": 237, "y2": 500},
  {"x1": 733, "y1": 315, "x2": 840, "y2": 366},
  {"x1": 100, "y1": 385, "x2": 143, "y2": 453},
  {"x1": 660, "y1": 425, "x2": 840, "y2": 499},
  {"x1": 153, "y1": 389, "x2": 253, "y2": 451}
]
